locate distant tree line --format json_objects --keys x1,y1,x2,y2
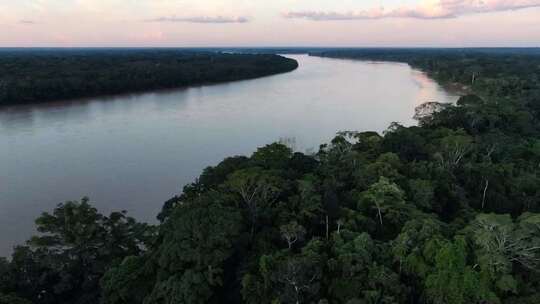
[
  {"x1": 0, "y1": 49, "x2": 298, "y2": 105},
  {"x1": 312, "y1": 48, "x2": 540, "y2": 116},
  {"x1": 1, "y1": 50, "x2": 540, "y2": 304}
]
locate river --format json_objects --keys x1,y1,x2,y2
[{"x1": 0, "y1": 54, "x2": 459, "y2": 255}]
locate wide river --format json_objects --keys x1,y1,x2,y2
[{"x1": 0, "y1": 54, "x2": 459, "y2": 255}]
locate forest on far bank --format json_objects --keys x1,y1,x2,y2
[
  {"x1": 311, "y1": 48, "x2": 540, "y2": 110},
  {"x1": 1, "y1": 49, "x2": 540, "y2": 304},
  {"x1": 0, "y1": 49, "x2": 298, "y2": 106}
]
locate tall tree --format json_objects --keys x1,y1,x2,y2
[{"x1": 144, "y1": 196, "x2": 242, "y2": 304}]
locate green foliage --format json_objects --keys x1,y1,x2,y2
[
  {"x1": 327, "y1": 232, "x2": 405, "y2": 303},
  {"x1": 408, "y1": 179, "x2": 435, "y2": 211},
  {"x1": 252, "y1": 143, "x2": 293, "y2": 169},
  {"x1": 0, "y1": 198, "x2": 151, "y2": 304},
  {"x1": 470, "y1": 213, "x2": 540, "y2": 280},
  {"x1": 359, "y1": 177, "x2": 411, "y2": 238},
  {"x1": 225, "y1": 167, "x2": 282, "y2": 237},
  {"x1": 425, "y1": 237, "x2": 497, "y2": 304},
  {"x1": 280, "y1": 221, "x2": 307, "y2": 249},
  {"x1": 256, "y1": 239, "x2": 325, "y2": 304},
  {"x1": 0, "y1": 293, "x2": 32, "y2": 304},
  {"x1": 392, "y1": 218, "x2": 446, "y2": 279},
  {"x1": 101, "y1": 256, "x2": 152, "y2": 304},
  {"x1": 144, "y1": 195, "x2": 242, "y2": 304}
]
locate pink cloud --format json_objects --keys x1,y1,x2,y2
[
  {"x1": 145, "y1": 15, "x2": 249, "y2": 24},
  {"x1": 283, "y1": 0, "x2": 540, "y2": 21}
]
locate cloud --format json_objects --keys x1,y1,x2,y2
[
  {"x1": 283, "y1": 0, "x2": 540, "y2": 21},
  {"x1": 145, "y1": 15, "x2": 249, "y2": 24},
  {"x1": 19, "y1": 19, "x2": 37, "y2": 25}
]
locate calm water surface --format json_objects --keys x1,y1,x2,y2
[{"x1": 0, "y1": 55, "x2": 459, "y2": 255}]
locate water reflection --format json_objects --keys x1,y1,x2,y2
[{"x1": 0, "y1": 55, "x2": 459, "y2": 256}]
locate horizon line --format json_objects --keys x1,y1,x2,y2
[{"x1": 0, "y1": 46, "x2": 539, "y2": 49}]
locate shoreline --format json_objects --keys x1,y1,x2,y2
[
  {"x1": 0, "y1": 53, "x2": 299, "y2": 107},
  {"x1": 310, "y1": 53, "x2": 472, "y2": 98}
]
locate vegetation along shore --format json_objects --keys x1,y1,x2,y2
[{"x1": 0, "y1": 49, "x2": 298, "y2": 106}]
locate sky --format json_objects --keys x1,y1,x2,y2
[{"x1": 0, "y1": 0, "x2": 539, "y2": 47}]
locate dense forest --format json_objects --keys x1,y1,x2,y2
[
  {"x1": 1, "y1": 49, "x2": 540, "y2": 304},
  {"x1": 0, "y1": 49, "x2": 298, "y2": 105},
  {"x1": 311, "y1": 48, "x2": 540, "y2": 111}
]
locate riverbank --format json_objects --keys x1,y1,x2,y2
[
  {"x1": 0, "y1": 49, "x2": 298, "y2": 106},
  {"x1": 309, "y1": 52, "x2": 472, "y2": 98}
]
